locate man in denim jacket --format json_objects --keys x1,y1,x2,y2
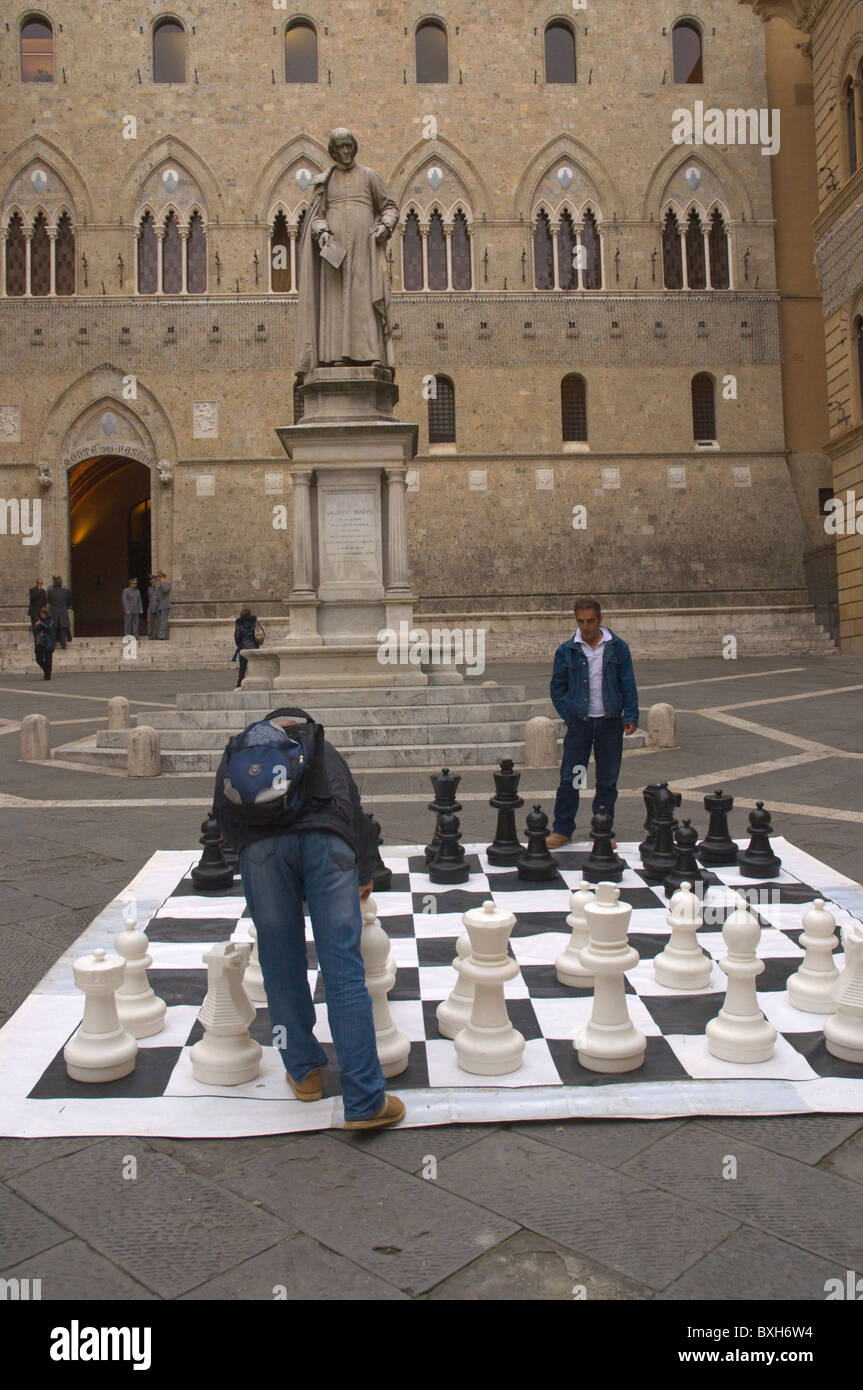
[{"x1": 547, "y1": 597, "x2": 639, "y2": 847}]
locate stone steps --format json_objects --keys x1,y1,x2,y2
[
  {"x1": 54, "y1": 737, "x2": 535, "y2": 774},
  {"x1": 144, "y1": 699, "x2": 536, "y2": 729},
  {"x1": 96, "y1": 719, "x2": 536, "y2": 751},
  {"x1": 173, "y1": 683, "x2": 530, "y2": 709}
]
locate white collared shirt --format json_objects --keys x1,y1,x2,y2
[{"x1": 574, "y1": 626, "x2": 612, "y2": 717}]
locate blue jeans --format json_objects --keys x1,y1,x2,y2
[
  {"x1": 552, "y1": 716, "x2": 624, "y2": 836},
  {"x1": 239, "y1": 830, "x2": 385, "y2": 1122}
]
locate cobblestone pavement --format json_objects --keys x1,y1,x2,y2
[{"x1": 1, "y1": 654, "x2": 862, "y2": 1300}]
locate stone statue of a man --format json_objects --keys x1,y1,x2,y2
[{"x1": 294, "y1": 129, "x2": 400, "y2": 379}]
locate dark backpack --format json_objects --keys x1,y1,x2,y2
[{"x1": 217, "y1": 707, "x2": 324, "y2": 827}]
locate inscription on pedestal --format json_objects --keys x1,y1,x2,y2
[{"x1": 320, "y1": 491, "x2": 380, "y2": 584}]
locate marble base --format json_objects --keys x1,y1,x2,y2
[{"x1": 241, "y1": 644, "x2": 430, "y2": 690}]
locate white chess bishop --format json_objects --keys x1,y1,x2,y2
[
  {"x1": 706, "y1": 895, "x2": 776, "y2": 1063},
  {"x1": 575, "y1": 881, "x2": 645, "y2": 1073},
  {"x1": 455, "y1": 899, "x2": 525, "y2": 1076},
  {"x1": 115, "y1": 898, "x2": 167, "y2": 1038},
  {"x1": 190, "y1": 941, "x2": 262, "y2": 1085},
  {"x1": 361, "y1": 897, "x2": 410, "y2": 1077},
  {"x1": 786, "y1": 899, "x2": 839, "y2": 1014},
  {"x1": 64, "y1": 947, "x2": 138, "y2": 1083},
  {"x1": 824, "y1": 921, "x2": 863, "y2": 1064},
  {"x1": 555, "y1": 881, "x2": 595, "y2": 987}
]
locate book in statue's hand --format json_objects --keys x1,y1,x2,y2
[{"x1": 319, "y1": 237, "x2": 347, "y2": 269}]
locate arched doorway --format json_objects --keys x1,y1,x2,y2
[{"x1": 69, "y1": 456, "x2": 151, "y2": 636}]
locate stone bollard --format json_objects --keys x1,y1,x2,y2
[
  {"x1": 107, "y1": 696, "x2": 131, "y2": 730},
  {"x1": 20, "y1": 713, "x2": 50, "y2": 761},
  {"x1": 647, "y1": 702, "x2": 677, "y2": 750},
  {"x1": 127, "y1": 726, "x2": 161, "y2": 778},
  {"x1": 524, "y1": 715, "x2": 559, "y2": 768}
]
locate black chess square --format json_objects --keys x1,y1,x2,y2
[
  {"x1": 28, "y1": 1044, "x2": 183, "y2": 1100},
  {"x1": 146, "y1": 916, "x2": 239, "y2": 942},
  {"x1": 318, "y1": 1039, "x2": 429, "y2": 1094},
  {"x1": 416, "y1": 937, "x2": 461, "y2": 967},
  {"x1": 172, "y1": 875, "x2": 242, "y2": 898},
  {"x1": 146, "y1": 968, "x2": 208, "y2": 1006},
  {"x1": 783, "y1": 1034, "x2": 862, "y2": 1077},
  {"x1": 546, "y1": 1034, "x2": 690, "y2": 1085},
  {"x1": 371, "y1": 913, "x2": 415, "y2": 938},
  {"x1": 521, "y1": 964, "x2": 593, "y2": 998},
  {"x1": 411, "y1": 889, "x2": 489, "y2": 916},
  {"x1": 486, "y1": 871, "x2": 568, "y2": 893},
  {"x1": 640, "y1": 991, "x2": 724, "y2": 1036}
]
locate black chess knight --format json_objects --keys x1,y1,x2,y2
[{"x1": 641, "y1": 781, "x2": 681, "y2": 883}]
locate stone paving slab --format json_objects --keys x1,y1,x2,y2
[
  {"x1": 1, "y1": 1237, "x2": 159, "y2": 1301},
  {"x1": 818, "y1": 1130, "x2": 863, "y2": 1185},
  {"x1": 620, "y1": 1124, "x2": 863, "y2": 1270},
  {"x1": 700, "y1": 1115, "x2": 863, "y2": 1165},
  {"x1": 433, "y1": 1129, "x2": 739, "y2": 1291},
  {"x1": 221, "y1": 1132, "x2": 518, "y2": 1297},
  {"x1": 659, "y1": 1226, "x2": 849, "y2": 1301},
  {"x1": 179, "y1": 1231, "x2": 410, "y2": 1301},
  {"x1": 146, "y1": 1134, "x2": 306, "y2": 1179},
  {"x1": 423, "y1": 1228, "x2": 654, "y2": 1301},
  {"x1": 8, "y1": 1139, "x2": 292, "y2": 1299},
  {"x1": 0, "y1": 1137, "x2": 101, "y2": 1182},
  {"x1": 512, "y1": 1118, "x2": 686, "y2": 1168},
  {"x1": 0, "y1": 1183, "x2": 69, "y2": 1268},
  {"x1": 328, "y1": 1121, "x2": 494, "y2": 1174}
]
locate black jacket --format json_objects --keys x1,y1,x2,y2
[
  {"x1": 213, "y1": 735, "x2": 378, "y2": 885},
  {"x1": 234, "y1": 613, "x2": 258, "y2": 651}
]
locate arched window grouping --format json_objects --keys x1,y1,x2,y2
[
  {"x1": 286, "y1": 18, "x2": 317, "y2": 82},
  {"x1": 153, "y1": 17, "x2": 186, "y2": 83},
  {"x1": 269, "y1": 208, "x2": 307, "y2": 291},
  {"x1": 662, "y1": 207, "x2": 730, "y2": 289},
  {"x1": 428, "y1": 375, "x2": 455, "y2": 443},
  {"x1": 401, "y1": 209, "x2": 472, "y2": 290},
  {"x1": 533, "y1": 208, "x2": 603, "y2": 290},
  {"x1": 545, "y1": 21, "x2": 576, "y2": 84},
  {"x1": 21, "y1": 15, "x2": 53, "y2": 82},
  {"x1": 137, "y1": 210, "x2": 206, "y2": 293},
  {"x1": 3, "y1": 210, "x2": 74, "y2": 295},
  {"x1": 672, "y1": 20, "x2": 703, "y2": 84},
  {"x1": 416, "y1": 19, "x2": 448, "y2": 83},
  {"x1": 691, "y1": 373, "x2": 716, "y2": 442}
]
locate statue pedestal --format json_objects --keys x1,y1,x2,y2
[{"x1": 243, "y1": 365, "x2": 457, "y2": 691}]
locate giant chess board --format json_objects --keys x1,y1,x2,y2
[{"x1": 2, "y1": 839, "x2": 863, "y2": 1137}]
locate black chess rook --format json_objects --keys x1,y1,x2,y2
[
  {"x1": 486, "y1": 758, "x2": 525, "y2": 866},
  {"x1": 697, "y1": 788, "x2": 738, "y2": 866},
  {"x1": 517, "y1": 804, "x2": 559, "y2": 881}
]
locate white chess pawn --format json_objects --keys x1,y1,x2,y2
[
  {"x1": 555, "y1": 880, "x2": 595, "y2": 986},
  {"x1": 64, "y1": 947, "x2": 138, "y2": 1083},
  {"x1": 436, "y1": 929, "x2": 474, "y2": 1038},
  {"x1": 824, "y1": 921, "x2": 863, "y2": 1064},
  {"x1": 190, "y1": 942, "x2": 262, "y2": 1085},
  {"x1": 455, "y1": 900, "x2": 525, "y2": 1076},
  {"x1": 706, "y1": 895, "x2": 776, "y2": 1063},
  {"x1": 361, "y1": 897, "x2": 410, "y2": 1077},
  {"x1": 786, "y1": 899, "x2": 839, "y2": 1014},
  {"x1": 576, "y1": 882, "x2": 645, "y2": 1073},
  {"x1": 242, "y1": 923, "x2": 267, "y2": 1004},
  {"x1": 653, "y1": 882, "x2": 712, "y2": 991},
  {"x1": 115, "y1": 899, "x2": 167, "y2": 1038}
]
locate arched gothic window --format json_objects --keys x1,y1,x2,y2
[
  {"x1": 162, "y1": 212, "x2": 182, "y2": 294},
  {"x1": 673, "y1": 20, "x2": 703, "y2": 84},
  {"x1": 137, "y1": 213, "x2": 158, "y2": 294},
  {"x1": 557, "y1": 210, "x2": 577, "y2": 290},
  {"x1": 846, "y1": 77, "x2": 858, "y2": 178},
  {"x1": 451, "y1": 210, "x2": 471, "y2": 289},
  {"x1": 428, "y1": 375, "x2": 455, "y2": 443},
  {"x1": 708, "y1": 209, "x2": 730, "y2": 289},
  {"x1": 561, "y1": 375, "x2": 587, "y2": 442},
  {"x1": 136, "y1": 210, "x2": 206, "y2": 293},
  {"x1": 685, "y1": 209, "x2": 706, "y2": 289},
  {"x1": 285, "y1": 18, "x2": 317, "y2": 82},
  {"x1": 21, "y1": 15, "x2": 53, "y2": 82},
  {"x1": 5, "y1": 214, "x2": 26, "y2": 295},
  {"x1": 533, "y1": 209, "x2": 554, "y2": 290},
  {"x1": 582, "y1": 209, "x2": 602, "y2": 289},
  {"x1": 545, "y1": 21, "x2": 576, "y2": 83},
  {"x1": 427, "y1": 211, "x2": 447, "y2": 290},
  {"x1": 402, "y1": 210, "x2": 423, "y2": 290},
  {"x1": 2, "y1": 209, "x2": 76, "y2": 295},
  {"x1": 30, "y1": 212, "x2": 50, "y2": 295},
  {"x1": 692, "y1": 374, "x2": 716, "y2": 442},
  {"x1": 187, "y1": 211, "x2": 206, "y2": 293},
  {"x1": 416, "y1": 19, "x2": 448, "y2": 82},
  {"x1": 153, "y1": 17, "x2": 186, "y2": 83},
  {"x1": 270, "y1": 211, "x2": 291, "y2": 291}
]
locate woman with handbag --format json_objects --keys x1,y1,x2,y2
[{"x1": 232, "y1": 608, "x2": 263, "y2": 687}]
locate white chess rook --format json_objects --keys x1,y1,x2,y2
[
  {"x1": 576, "y1": 881, "x2": 646, "y2": 1073},
  {"x1": 786, "y1": 899, "x2": 839, "y2": 1014},
  {"x1": 706, "y1": 895, "x2": 776, "y2": 1063},
  {"x1": 242, "y1": 923, "x2": 267, "y2": 1005},
  {"x1": 190, "y1": 941, "x2": 262, "y2": 1085},
  {"x1": 653, "y1": 882, "x2": 712, "y2": 991},
  {"x1": 64, "y1": 947, "x2": 138, "y2": 1083},
  {"x1": 555, "y1": 881, "x2": 595, "y2": 986},
  {"x1": 455, "y1": 899, "x2": 525, "y2": 1076},
  {"x1": 824, "y1": 921, "x2": 863, "y2": 1064},
  {"x1": 362, "y1": 896, "x2": 410, "y2": 1077},
  {"x1": 436, "y1": 929, "x2": 475, "y2": 1037},
  {"x1": 114, "y1": 903, "x2": 167, "y2": 1038}
]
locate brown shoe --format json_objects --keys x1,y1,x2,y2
[
  {"x1": 344, "y1": 1094, "x2": 405, "y2": 1131},
  {"x1": 285, "y1": 1069, "x2": 323, "y2": 1101},
  {"x1": 545, "y1": 833, "x2": 572, "y2": 849}
]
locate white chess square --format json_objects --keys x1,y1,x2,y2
[
  {"x1": 425, "y1": 1037, "x2": 563, "y2": 1088},
  {"x1": 510, "y1": 932, "x2": 570, "y2": 966},
  {"x1": 757, "y1": 989, "x2": 833, "y2": 1036},
  {"x1": 532, "y1": 993, "x2": 663, "y2": 1040},
  {"x1": 664, "y1": 1031, "x2": 820, "y2": 1081},
  {"x1": 625, "y1": 957, "x2": 724, "y2": 997}
]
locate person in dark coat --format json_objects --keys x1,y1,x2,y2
[
  {"x1": 33, "y1": 606, "x2": 56, "y2": 681},
  {"x1": 28, "y1": 578, "x2": 47, "y2": 629},
  {"x1": 47, "y1": 576, "x2": 73, "y2": 650},
  {"x1": 233, "y1": 608, "x2": 258, "y2": 687}
]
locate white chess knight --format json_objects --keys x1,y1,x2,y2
[
  {"x1": 786, "y1": 899, "x2": 839, "y2": 1014},
  {"x1": 823, "y1": 920, "x2": 863, "y2": 1064},
  {"x1": 555, "y1": 880, "x2": 595, "y2": 987},
  {"x1": 706, "y1": 894, "x2": 776, "y2": 1063},
  {"x1": 361, "y1": 896, "x2": 410, "y2": 1077},
  {"x1": 653, "y1": 882, "x2": 712, "y2": 991},
  {"x1": 436, "y1": 928, "x2": 474, "y2": 1038},
  {"x1": 115, "y1": 897, "x2": 167, "y2": 1038},
  {"x1": 64, "y1": 947, "x2": 138, "y2": 1083},
  {"x1": 242, "y1": 923, "x2": 267, "y2": 1005},
  {"x1": 455, "y1": 899, "x2": 525, "y2": 1076},
  {"x1": 190, "y1": 941, "x2": 262, "y2": 1085},
  {"x1": 575, "y1": 881, "x2": 645, "y2": 1073}
]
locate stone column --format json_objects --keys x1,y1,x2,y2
[
  {"x1": 289, "y1": 224, "x2": 297, "y2": 291},
  {"x1": 444, "y1": 224, "x2": 453, "y2": 290},
  {"x1": 420, "y1": 225, "x2": 429, "y2": 290},
  {"x1": 290, "y1": 468, "x2": 315, "y2": 596},
  {"x1": 179, "y1": 227, "x2": 189, "y2": 294},
  {"x1": 384, "y1": 467, "x2": 410, "y2": 594},
  {"x1": 550, "y1": 222, "x2": 560, "y2": 290},
  {"x1": 0, "y1": 225, "x2": 6, "y2": 296},
  {"x1": 155, "y1": 226, "x2": 164, "y2": 295},
  {"x1": 703, "y1": 228, "x2": 712, "y2": 289},
  {"x1": 23, "y1": 228, "x2": 32, "y2": 297},
  {"x1": 48, "y1": 227, "x2": 57, "y2": 296}
]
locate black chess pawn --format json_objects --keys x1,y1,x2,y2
[
  {"x1": 366, "y1": 811, "x2": 392, "y2": 893},
  {"x1": 517, "y1": 804, "x2": 559, "y2": 881},
  {"x1": 191, "y1": 812, "x2": 235, "y2": 891},
  {"x1": 582, "y1": 806, "x2": 626, "y2": 883},
  {"x1": 641, "y1": 782, "x2": 680, "y2": 883},
  {"x1": 697, "y1": 788, "x2": 738, "y2": 866},
  {"x1": 638, "y1": 784, "x2": 662, "y2": 861},
  {"x1": 486, "y1": 758, "x2": 525, "y2": 866},
  {"x1": 426, "y1": 767, "x2": 463, "y2": 864},
  {"x1": 737, "y1": 802, "x2": 782, "y2": 878},
  {"x1": 429, "y1": 811, "x2": 470, "y2": 884},
  {"x1": 219, "y1": 837, "x2": 239, "y2": 874},
  {"x1": 663, "y1": 820, "x2": 706, "y2": 897}
]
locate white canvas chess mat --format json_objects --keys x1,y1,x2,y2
[{"x1": 1, "y1": 838, "x2": 862, "y2": 1137}]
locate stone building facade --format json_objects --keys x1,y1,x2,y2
[{"x1": 0, "y1": 1, "x2": 838, "y2": 653}]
